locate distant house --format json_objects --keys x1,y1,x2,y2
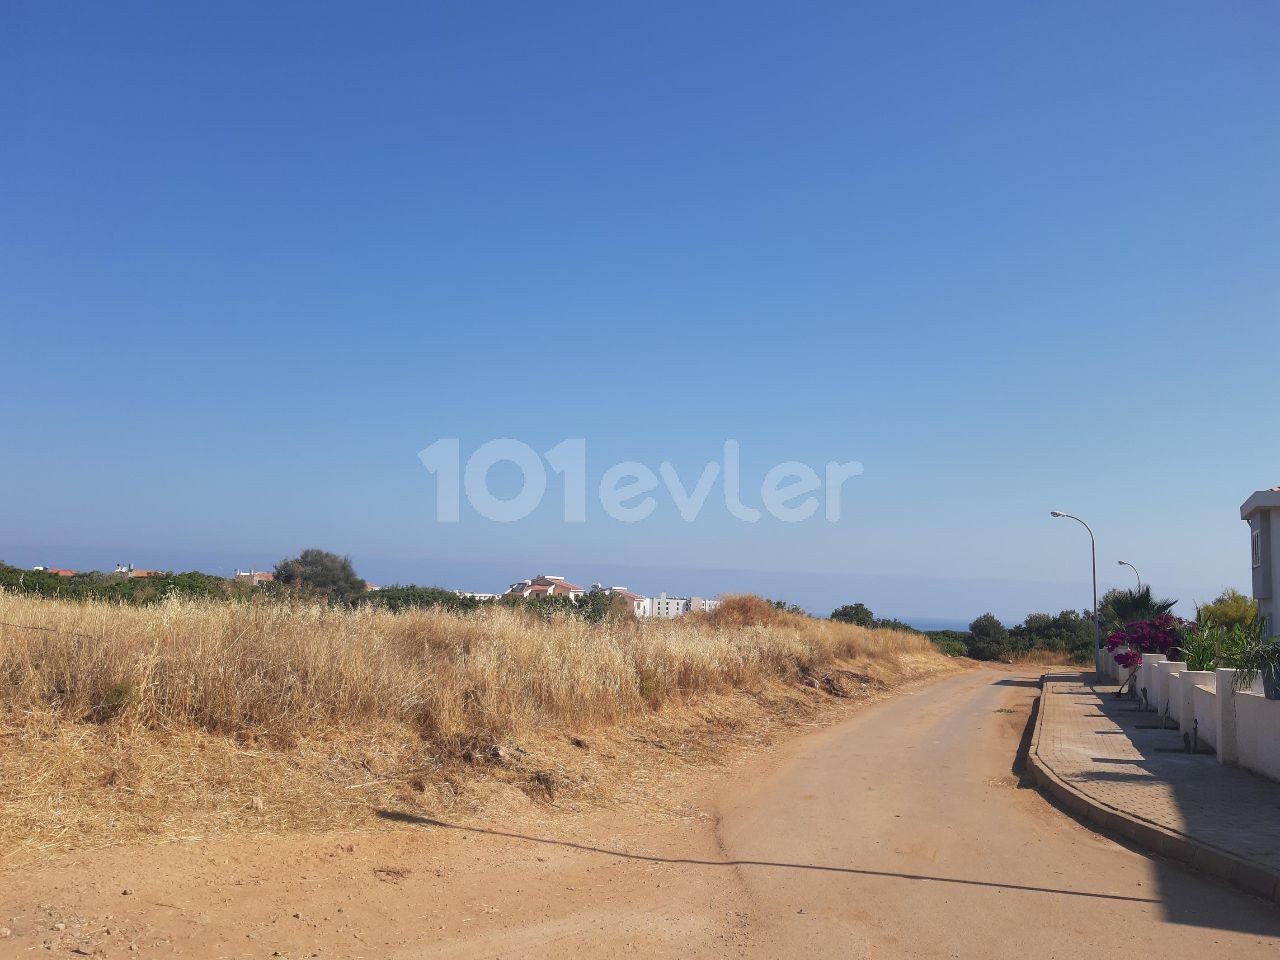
[
  {"x1": 233, "y1": 569, "x2": 275, "y2": 586},
  {"x1": 455, "y1": 590, "x2": 499, "y2": 601},
  {"x1": 604, "y1": 586, "x2": 650, "y2": 618},
  {"x1": 1242, "y1": 486, "x2": 1280, "y2": 634},
  {"x1": 32, "y1": 566, "x2": 76, "y2": 577},
  {"x1": 115, "y1": 564, "x2": 157, "y2": 578},
  {"x1": 504, "y1": 575, "x2": 585, "y2": 601}
]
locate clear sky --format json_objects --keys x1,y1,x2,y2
[{"x1": 2, "y1": 2, "x2": 1277, "y2": 622}]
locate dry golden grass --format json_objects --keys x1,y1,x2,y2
[
  {"x1": 1007, "y1": 648, "x2": 1090, "y2": 667},
  {"x1": 0, "y1": 591, "x2": 951, "y2": 858}
]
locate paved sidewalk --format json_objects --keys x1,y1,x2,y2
[{"x1": 1030, "y1": 674, "x2": 1280, "y2": 903}]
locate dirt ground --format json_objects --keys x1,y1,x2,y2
[
  {"x1": 5, "y1": 663, "x2": 1277, "y2": 959},
  {"x1": 0, "y1": 664, "x2": 944, "y2": 958}
]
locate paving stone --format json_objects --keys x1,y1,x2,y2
[{"x1": 1036, "y1": 678, "x2": 1280, "y2": 879}]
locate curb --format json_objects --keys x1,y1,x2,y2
[{"x1": 1027, "y1": 676, "x2": 1280, "y2": 905}]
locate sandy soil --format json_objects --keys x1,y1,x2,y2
[{"x1": 3, "y1": 665, "x2": 1278, "y2": 958}]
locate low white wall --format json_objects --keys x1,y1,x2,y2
[
  {"x1": 1192, "y1": 682, "x2": 1218, "y2": 752},
  {"x1": 1156, "y1": 661, "x2": 1186, "y2": 716},
  {"x1": 1178, "y1": 671, "x2": 1216, "y2": 737},
  {"x1": 1139, "y1": 654, "x2": 1167, "y2": 709},
  {"x1": 1207, "y1": 668, "x2": 1280, "y2": 781},
  {"x1": 1235, "y1": 692, "x2": 1280, "y2": 781}
]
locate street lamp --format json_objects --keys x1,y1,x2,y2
[
  {"x1": 1117, "y1": 560, "x2": 1141, "y2": 590},
  {"x1": 1050, "y1": 511, "x2": 1101, "y2": 674}
]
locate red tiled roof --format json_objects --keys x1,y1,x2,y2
[{"x1": 505, "y1": 575, "x2": 584, "y2": 597}]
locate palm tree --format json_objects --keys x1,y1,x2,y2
[{"x1": 1099, "y1": 586, "x2": 1177, "y2": 636}]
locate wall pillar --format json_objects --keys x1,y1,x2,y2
[
  {"x1": 1215, "y1": 668, "x2": 1239, "y2": 765},
  {"x1": 1140, "y1": 654, "x2": 1167, "y2": 711},
  {"x1": 1157, "y1": 661, "x2": 1186, "y2": 717},
  {"x1": 1179, "y1": 671, "x2": 1216, "y2": 739}
]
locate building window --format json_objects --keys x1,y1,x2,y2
[{"x1": 1253, "y1": 529, "x2": 1263, "y2": 569}]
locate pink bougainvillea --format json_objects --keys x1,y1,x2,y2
[
  {"x1": 1114, "y1": 649, "x2": 1143, "y2": 669},
  {"x1": 1106, "y1": 613, "x2": 1186, "y2": 666}
]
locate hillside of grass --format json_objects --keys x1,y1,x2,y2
[{"x1": 0, "y1": 591, "x2": 952, "y2": 858}]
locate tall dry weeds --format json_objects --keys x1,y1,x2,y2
[
  {"x1": 0, "y1": 591, "x2": 937, "y2": 750},
  {"x1": 0, "y1": 591, "x2": 951, "y2": 854}
]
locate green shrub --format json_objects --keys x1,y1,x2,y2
[
  {"x1": 1197, "y1": 589, "x2": 1258, "y2": 630},
  {"x1": 931, "y1": 636, "x2": 968, "y2": 658}
]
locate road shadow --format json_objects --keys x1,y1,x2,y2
[
  {"x1": 1011, "y1": 691, "x2": 1038, "y2": 785},
  {"x1": 375, "y1": 809, "x2": 1159, "y2": 904}
]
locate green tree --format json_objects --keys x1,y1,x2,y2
[
  {"x1": 356, "y1": 585, "x2": 482, "y2": 614},
  {"x1": 830, "y1": 603, "x2": 875, "y2": 627},
  {"x1": 274, "y1": 549, "x2": 366, "y2": 604},
  {"x1": 967, "y1": 613, "x2": 1011, "y2": 661},
  {"x1": 1196, "y1": 588, "x2": 1258, "y2": 630},
  {"x1": 1099, "y1": 586, "x2": 1176, "y2": 636},
  {"x1": 574, "y1": 587, "x2": 636, "y2": 624},
  {"x1": 769, "y1": 599, "x2": 807, "y2": 615},
  {"x1": 873, "y1": 617, "x2": 918, "y2": 632},
  {"x1": 1009, "y1": 609, "x2": 1094, "y2": 663}
]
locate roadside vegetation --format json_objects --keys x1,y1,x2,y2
[
  {"x1": 1100, "y1": 587, "x2": 1278, "y2": 696},
  {"x1": 0, "y1": 589, "x2": 950, "y2": 855},
  {"x1": 910, "y1": 587, "x2": 1272, "y2": 669},
  {"x1": 829, "y1": 601, "x2": 1095, "y2": 664}
]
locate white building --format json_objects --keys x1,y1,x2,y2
[
  {"x1": 647, "y1": 592, "x2": 686, "y2": 618},
  {"x1": 642, "y1": 593, "x2": 721, "y2": 618},
  {"x1": 504, "y1": 574, "x2": 586, "y2": 601},
  {"x1": 1242, "y1": 486, "x2": 1280, "y2": 635},
  {"x1": 688, "y1": 596, "x2": 720, "y2": 614}
]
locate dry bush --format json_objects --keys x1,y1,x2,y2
[
  {"x1": 0, "y1": 590, "x2": 939, "y2": 749},
  {"x1": 0, "y1": 590, "x2": 950, "y2": 854},
  {"x1": 1008, "y1": 648, "x2": 1090, "y2": 667}
]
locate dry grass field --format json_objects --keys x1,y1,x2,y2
[{"x1": 0, "y1": 591, "x2": 952, "y2": 860}]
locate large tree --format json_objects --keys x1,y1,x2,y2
[
  {"x1": 967, "y1": 613, "x2": 1011, "y2": 661},
  {"x1": 274, "y1": 549, "x2": 366, "y2": 604},
  {"x1": 830, "y1": 603, "x2": 875, "y2": 627},
  {"x1": 829, "y1": 604, "x2": 880, "y2": 627},
  {"x1": 1196, "y1": 588, "x2": 1258, "y2": 630},
  {"x1": 1009, "y1": 609, "x2": 1094, "y2": 662}
]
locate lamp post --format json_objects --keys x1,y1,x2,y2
[
  {"x1": 1051, "y1": 511, "x2": 1101, "y2": 674},
  {"x1": 1117, "y1": 560, "x2": 1141, "y2": 590}
]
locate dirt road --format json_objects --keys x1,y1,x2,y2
[
  {"x1": 4, "y1": 667, "x2": 1279, "y2": 957},
  {"x1": 718, "y1": 667, "x2": 1280, "y2": 957}
]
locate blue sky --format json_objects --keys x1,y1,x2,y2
[{"x1": 2, "y1": 2, "x2": 1277, "y2": 622}]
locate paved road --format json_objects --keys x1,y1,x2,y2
[{"x1": 717, "y1": 668, "x2": 1280, "y2": 958}]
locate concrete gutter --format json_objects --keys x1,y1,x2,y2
[{"x1": 1027, "y1": 676, "x2": 1280, "y2": 905}]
